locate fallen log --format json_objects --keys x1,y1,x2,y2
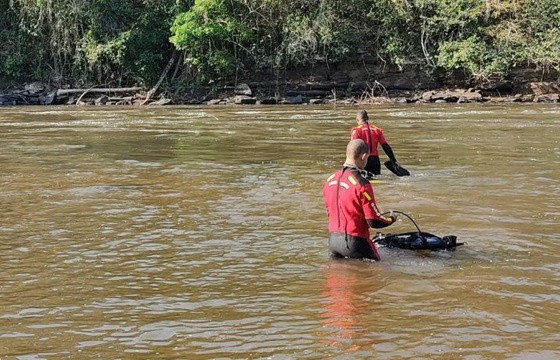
[{"x1": 56, "y1": 87, "x2": 143, "y2": 97}]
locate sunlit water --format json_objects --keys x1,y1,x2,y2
[{"x1": 1, "y1": 105, "x2": 559, "y2": 359}]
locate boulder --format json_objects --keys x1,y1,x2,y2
[
  {"x1": 258, "y1": 98, "x2": 277, "y2": 105},
  {"x1": 421, "y1": 91, "x2": 435, "y2": 101},
  {"x1": 233, "y1": 95, "x2": 256, "y2": 104},
  {"x1": 149, "y1": 98, "x2": 173, "y2": 106},
  {"x1": 530, "y1": 82, "x2": 560, "y2": 96},
  {"x1": 534, "y1": 94, "x2": 559, "y2": 103},
  {"x1": 285, "y1": 94, "x2": 303, "y2": 104},
  {"x1": 377, "y1": 74, "x2": 415, "y2": 90},
  {"x1": 234, "y1": 83, "x2": 252, "y2": 96},
  {"x1": 422, "y1": 89, "x2": 483, "y2": 102},
  {"x1": 286, "y1": 89, "x2": 330, "y2": 97},
  {"x1": 24, "y1": 82, "x2": 46, "y2": 93},
  {"x1": 206, "y1": 99, "x2": 224, "y2": 105},
  {"x1": 94, "y1": 95, "x2": 109, "y2": 105}
]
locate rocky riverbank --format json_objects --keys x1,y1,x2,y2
[{"x1": 1, "y1": 66, "x2": 559, "y2": 106}]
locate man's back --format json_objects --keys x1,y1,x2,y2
[
  {"x1": 322, "y1": 166, "x2": 376, "y2": 239},
  {"x1": 350, "y1": 124, "x2": 387, "y2": 156}
]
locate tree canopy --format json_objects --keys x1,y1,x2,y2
[{"x1": 1, "y1": 0, "x2": 558, "y2": 88}]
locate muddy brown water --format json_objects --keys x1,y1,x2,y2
[{"x1": 1, "y1": 105, "x2": 559, "y2": 359}]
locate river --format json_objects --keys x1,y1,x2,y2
[{"x1": 1, "y1": 104, "x2": 559, "y2": 359}]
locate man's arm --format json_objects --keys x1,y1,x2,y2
[
  {"x1": 367, "y1": 216, "x2": 395, "y2": 229},
  {"x1": 360, "y1": 183, "x2": 396, "y2": 229},
  {"x1": 381, "y1": 143, "x2": 397, "y2": 163}
]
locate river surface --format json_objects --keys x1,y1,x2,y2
[{"x1": 1, "y1": 104, "x2": 559, "y2": 359}]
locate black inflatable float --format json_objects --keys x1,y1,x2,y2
[
  {"x1": 375, "y1": 211, "x2": 463, "y2": 251},
  {"x1": 373, "y1": 231, "x2": 462, "y2": 250}
]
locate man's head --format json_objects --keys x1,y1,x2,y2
[
  {"x1": 356, "y1": 110, "x2": 369, "y2": 125},
  {"x1": 346, "y1": 139, "x2": 369, "y2": 169}
]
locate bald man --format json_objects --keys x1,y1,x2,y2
[
  {"x1": 322, "y1": 139, "x2": 396, "y2": 260},
  {"x1": 351, "y1": 110, "x2": 398, "y2": 177}
]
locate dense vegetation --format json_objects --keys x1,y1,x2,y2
[{"x1": 1, "y1": 0, "x2": 558, "y2": 89}]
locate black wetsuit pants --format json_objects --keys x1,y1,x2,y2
[
  {"x1": 328, "y1": 232, "x2": 380, "y2": 260},
  {"x1": 365, "y1": 156, "x2": 381, "y2": 176}
]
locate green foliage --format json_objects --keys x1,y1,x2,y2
[
  {"x1": 170, "y1": 0, "x2": 253, "y2": 82},
  {"x1": 1, "y1": 0, "x2": 179, "y2": 85},
  {"x1": 437, "y1": 36, "x2": 487, "y2": 75},
  {"x1": 1, "y1": 0, "x2": 559, "y2": 86}
]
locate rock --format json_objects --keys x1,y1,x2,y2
[
  {"x1": 0, "y1": 96, "x2": 11, "y2": 105},
  {"x1": 421, "y1": 91, "x2": 434, "y2": 101},
  {"x1": 422, "y1": 89, "x2": 483, "y2": 102},
  {"x1": 435, "y1": 99, "x2": 447, "y2": 103},
  {"x1": 348, "y1": 81, "x2": 368, "y2": 92},
  {"x1": 479, "y1": 79, "x2": 514, "y2": 92},
  {"x1": 258, "y1": 98, "x2": 277, "y2": 105},
  {"x1": 309, "y1": 98, "x2": 324, "y2": 104},
  {"x1": 285, "y1": 94, "x2": 303, "y2": 104},
  {"x1": 286, "y1": 89, "x2": 330, "y2": 97},
  {"x1": 377, "y1": 74, "x2": 415, "y2": 90},
  {"x1": 530, "y1": 82, "x2": 560, "y2": 96},
  {"x1": 206, "y1": 99, "x2": 223, "y2": 105},
  {"x1": 534, "y1": 94, "x2": 559, "y2": 103},
  {"x1": 233, "y1": 95, "x2": 256, "y2": 104},
  {"x1": 303, "y1": 82, "x2": 338, "y2": 91},
  {"x1": 94, "y1": 95, "x2": 109, "y2": 105},
  {"x1": 331, "y1": 72, "x2": 350, "y2": 83},
  {"x1": 24, "y1": 82, "x2": 46, "y2": 93},
  {"x1": 234, "y1": 83, "x2": 252, "y2": 96},
  {"x1": 149, "y1": 98, "x2": 173, "y2": 106}
]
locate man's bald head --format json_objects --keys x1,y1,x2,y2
[
  {"x1": 356, "y1": 110, "x2": 369, "y2": 124},
  {"x1": 346, "y1": 139, "x2": 369, "y2": 161}
]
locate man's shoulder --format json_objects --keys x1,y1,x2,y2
[
  {"x1": 347, "y1": 169, "x2": 370, "y2": 187},
  {"x1": 325, "y1": 170, "x2": 341, "y2": 184}
]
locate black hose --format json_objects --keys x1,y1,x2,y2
[{"x1": 381, "y1": 210, "x2": 423, "y2": 233}]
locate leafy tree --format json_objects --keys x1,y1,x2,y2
[{"x1": 170, "y1": 0, "x2": 253, "y2": 83}]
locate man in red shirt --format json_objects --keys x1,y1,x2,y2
[
  {"x1": 350, "y1": 110, "x2": 399, "y2": 177},
  {"x1": 322, "y1": 139, "x2": 397, "y2": 260}
]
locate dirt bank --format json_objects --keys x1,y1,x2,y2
[{"x1": 1, "y1": 64, "x2": 558, "y2": 106}]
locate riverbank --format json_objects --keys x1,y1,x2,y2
[{"x1": 1, "y1": 66, "x2": 559, "y2": 106}]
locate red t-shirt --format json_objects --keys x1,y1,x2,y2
[
  {"x1": 350, "y1": 124, "x2": 387, "y2": 156},
  {"x1": 322, "y1": 167, "x2": 390, "y2": 239}
]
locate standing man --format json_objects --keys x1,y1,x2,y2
[
  {"x1": 322, "y1": 139, "x2": 397, "y2": 260},
  {"x1": 350, "y1": 110, "x2": 401, "y2": 177}
]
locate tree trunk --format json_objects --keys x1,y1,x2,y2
[{"x1": 141, "y1": 51, "x2": 178, "y2": 105}]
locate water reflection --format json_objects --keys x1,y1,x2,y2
[{"x1": 320, "y1": 260, "x2": 378, "y2": 355}]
